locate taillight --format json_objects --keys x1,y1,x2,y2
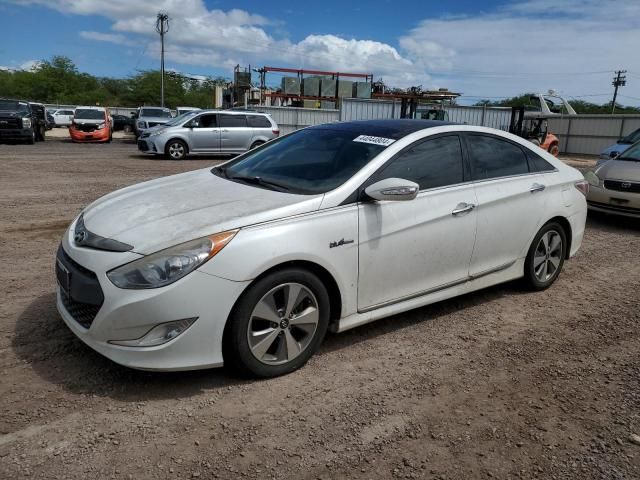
[
  {"x1": 575, "y1": 180, "x2": 589, "y2": 196},
  {"x1": 272, "y1": 129, "x2": 280, "y2": 136}
]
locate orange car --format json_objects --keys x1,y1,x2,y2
[{"x1": 69, "y1": 106, "x2": 113, "y2": 143}]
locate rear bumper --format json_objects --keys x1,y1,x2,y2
[
  {"x1": 69, "y1": 127, "x2": 110, "y2": 143},
  {"x1": 0, "y1": 128, "x2": 32, "y2": 141}
]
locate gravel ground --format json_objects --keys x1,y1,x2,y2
[{"x1": 0, "y1": 138, "x2": 639, "y2": 480}]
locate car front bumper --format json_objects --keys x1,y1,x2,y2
[
  {"x1": 587, "y1": 184, "x2": 640, "y2": 218},
  {"x1": 55, "y1": 223, "x2": 250, "y2": 371},
  {"x1": 0, "y1": 128, "x2": 33, "y2": 141},
  {"x1": 69, "y1": 127, "x2": 110, "y2": 143},
  {"x1": 137, "y1": 137, "x2": 161, "y2": 154}
]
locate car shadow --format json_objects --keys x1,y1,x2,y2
[
  {"x1": 586, "y1": 211, "x2": 640, "y2": 234},
  {"x1": 13, "y1": 281, "x2": 525, "y2": 401}
]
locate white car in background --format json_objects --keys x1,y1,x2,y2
[
  {"x1": 52, "y1": 109, "x2": 75, "y2": 127},
  {"x1": 55, "y1": 120, "x2": 587, "y2": 377}
]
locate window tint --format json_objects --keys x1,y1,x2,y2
[
  {"x1": 466, "y1": 135, "x2": 529, "y2": 180},
  {"x1": 221, "y1": 128, "x2": 386, "y2": 194},
  {"x1": 219, "y1": 115, "x2": 247, "y2": 128},
  {"x1": 247, "y1": 115, "x2": 272, "y2": 128},
  {"x1": 196, "y1": 114, "x2": 217, "y2": 128},
  {"x1": 377, "y1": 135, "x2": 464, "y2": 190},
  {"x1": 527, "y1": 150, "x2": 555, "y2": 172}
]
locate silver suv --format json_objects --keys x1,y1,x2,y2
[
  {"x1": 134, "y1": 106, "x2": 173, "y2": 138},
  {"x1": 137, "y1": 110, "x2": 280, "y2": 160}
]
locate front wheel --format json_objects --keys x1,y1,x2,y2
[
  {"x1": 548, "y1": 143, "x2": 559, "y2": 157},
  {"x1": 523, "y1": 222, "x2": 567, "y2": 290},
  {"x1": 224, "y1": 268, "x2": 330, "y2": 378},
  {"x1": 26, "y1": 130, "x2": 35, "y2": 145},
  {"x1": 165, "y1": 139, "x2": 188, "y2": 160}
]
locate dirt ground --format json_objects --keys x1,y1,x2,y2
[{"x1": 1, "y1": 137, "x2": 639, "y2": 480}]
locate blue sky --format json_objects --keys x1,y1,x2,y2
[{"x1": 2, "y1": 0, "x2": 639, "y2": 105}]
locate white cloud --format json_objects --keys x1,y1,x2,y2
[
  {"x1": 6, "y1": 0, "x2": 640, "y2": 103},
  {"x1": 79, "y1": 31, "x2": 127, "y2": 45}
]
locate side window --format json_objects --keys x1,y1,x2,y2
[
  {"x1": 219, "y1": 115, "x2": 247, "y2": 128},
  {"x1": 527, "y1": 150, "x2": 555, "y2": 172},
  {"x1": 466, "y1": 135, "x2": 529, "y2": 180},
  {"x1": 195, "y1": 114, "x2": 217, "y2": 128},
  {"x1": 247, "y1": 115, "x2": 271, "y2": 128},
  {"x1": 376, "y1": 135, "x2": 464, "y2": 190}
]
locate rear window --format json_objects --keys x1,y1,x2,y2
[
  {"x1": 247, "y1": 115, "x2": 272, "y2": 128},
  {"x1": 219, "y1": 115, "x2": 247, "y2": 128},
  {"x1": 527, "y1": 150, "x2": 555, "y2": 172},
  {"x1": 140, "y1": 108, "x2": 172, "y2": 118}
]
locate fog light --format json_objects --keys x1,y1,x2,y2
[{"x1": 108, "y1": 318, "x2": 197, "y2": 347}]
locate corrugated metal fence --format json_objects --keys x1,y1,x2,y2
[
  {"x1": 547, "y1": 115, "x2": 640, "y2": 155},
  {"x1": 45, "y1": 100, "x2": 640, "y2": 155}
]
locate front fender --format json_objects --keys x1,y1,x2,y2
[{"x1": 199, "y1": 205, "x2": 359, "y2": 318}]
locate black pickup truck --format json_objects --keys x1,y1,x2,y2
[{"x1": 0, "y1": 98, "x2": 39, "y2": 144}]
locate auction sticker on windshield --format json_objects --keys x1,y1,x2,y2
[{"x1": 353, "y1": 135, "x2": 396, "y2": 146}]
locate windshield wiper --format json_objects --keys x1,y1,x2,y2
[{"x1": 229, "y1": 175, "x2": 290, "y2": 192}]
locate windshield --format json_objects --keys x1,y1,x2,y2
[
  {"x1": 215, "y1": 128, "x2": 388, "y2": 194},
  {"x1": 75, "y1": 109, "x2": 105, "y2": 120},
  {"x1": 141, "y1": 108, "x2": 172, "y2": 118},
  {"x1": 617, "y1": 143, "x2": 640, "y2": 162},
  {"x1": 0, "y1": 100, "x2": 29, "y2": 112},
  {"x1": 620, "y1": 129, "x2": 640, "y2": 144},
  {"x1": 163, "y1": 111, "x2": 199, "y2": 127}
]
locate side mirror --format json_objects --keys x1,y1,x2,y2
[{"x1": 364, "y1": 178, "x2": 419, "y2": 202}]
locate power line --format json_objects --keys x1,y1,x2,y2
[{"x1": 611, "y1": 70, "x2": 627, "y2": 113}]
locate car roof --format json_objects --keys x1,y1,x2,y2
[
  {"x1": 76, "y1": 106, "x2": 107, "y2": 111},
  {"x1": 307, "y1": 119, "x2": 457, "y2": 139},
  {"x1": 139, "y1": 106, "x2": 171, "y2": 110},
  {"x1": 196, "y1": 109, "x2": 271, "y2": 116}
]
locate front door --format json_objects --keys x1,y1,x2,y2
[
  {"x1": 189, "y1": 113, "x2": 220, "y2": 152},
  {"x1": 357, "y1": 135, "x2": 478, "y2": 311}
]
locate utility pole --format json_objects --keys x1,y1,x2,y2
[
  {"x1": 611, "y1": 70, "x2": 626, "y2": 114},
  {"x1": 156, "y1": 12, "x2": 170, "y2": 108}
]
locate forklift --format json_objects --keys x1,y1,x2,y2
[{"x1": 509, "y1": 106, "x2": 560, "y2": 157}]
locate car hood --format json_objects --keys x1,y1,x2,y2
[
  {"x1": 81, "y1": 168, "x2": 323, "y2": 254},
  {"x1": 601, "y1": 142, "x2": 629, "y2": 157},
  {"x1": 597, "y1": 159, "x2": 640, "y2": 181},
  {"x1": 0, "y1": 110, "x2": 26, "y2": 118}
]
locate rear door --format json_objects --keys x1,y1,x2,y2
[
  {"x1": 189, "y1": 114, "x2": 220, "y2": 152},
  {"x1": 357, "y1": 134, "x2": 478, "y2": 310},
  {"x1": 219, "y1": 114, "x2": 252, "y2": 152},
  {"x1": 464, "y1": 133, "x2": 547, "y2": 276}
]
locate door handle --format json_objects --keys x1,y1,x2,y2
[
  {"x1": 221, "y1": 129, "x2": 229, "y2": 132},
  {"x1": 530, "y1": 183, "x2": 546, "y2": 193},
  {"x1": 452, "y1": 202, "x2": 476, "y2": 216}
]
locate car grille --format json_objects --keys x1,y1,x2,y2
[
  {"x1": 56, "y1": 246, "x2": 104, "y2": 329},
  {"x1": 604, "y1": 179, "x2": 640, "y2": 193},
  {"x1": 74, "y1": 124, "x2": 98, "y2": 132},
  {"x1": 0, "y1": 118, "x2": 21, "y2": 129}
]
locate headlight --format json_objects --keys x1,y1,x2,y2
[
  {"x1": 107, "y1": 230, "x2": 237, "y2": 289},
  {"x1": 137, "y1": 121, "x2": 147, "y2": 129},
  {"x1": 149, "y1": 128, "x2": 166, "y2": 137},
  {"x1": 22, "y1": 117, "x2": 32, "y2": 128},
  {"x1": 584, "y1": 170, "x2": 602, "y2": 187},
  {"x1": 97, "y1": 122, "x2": 106, "y2": 129}
]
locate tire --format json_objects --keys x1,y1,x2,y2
[
  {"x1": 250, "y1": 140, "x2": 265, "y2": 150},
  {"x1": 548, "y1": 143, "x2": 559, "y2": 157},
  {"x1": 224, "y1": 268, "x2": 330, "y2": 378},
  {"x1": 523, "y1": 222, "x2": 567, "y2": 291},
  {"x1": 108, "y1": 129, "x2": 113, "y2": 143},
  {"x1": 26, "y1": 130, "x2": 35, "y2": 145},
  {"x1": 165, "y1": 139, "x2": 188, "y2": 160}
]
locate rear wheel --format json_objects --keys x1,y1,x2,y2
[
  {"x1": 224, "y1": 268, "x2": 330, "y2": 378},
  {"x1": 250, "y1": 140, "x2": 265, "y2": 150},
  {"x1": 548, "y1": 143, "x2": 559, "y2": 157},
  {"x1": 523, "y1": 222, "x2": 567, "y2": 290},
  {"x1": 166, "y1": 139, "x2": 188, "y2": 160}
]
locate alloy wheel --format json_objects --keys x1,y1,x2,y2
[
  {"x1": 247, "y1": 283, "x2": 319, "y2": 365},
  {"x1": 533, "y1": 230, "x2": 563, "y2": 282},
  {"x1": 168, "y1": 142, "x2": 185, "y2": 159}
]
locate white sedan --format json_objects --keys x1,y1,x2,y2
[{"x1": 56, "y1": 120, "x2": 588, "y2": 377}]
